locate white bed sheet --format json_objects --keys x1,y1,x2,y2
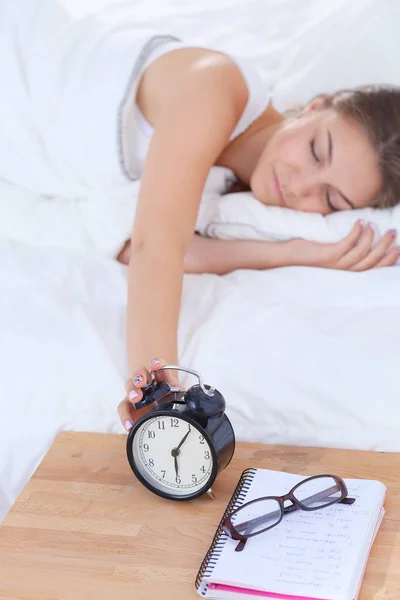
[
  {"x1": 1, "y1": 0, "x2": 400, "y2": 521},
  {"x1": 1, "y1": 236, "x2": 400, "y2": 521}
]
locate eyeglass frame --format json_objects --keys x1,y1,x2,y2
[{"x1": 221, "y1": 473, "x2": 356, "y2": 552}]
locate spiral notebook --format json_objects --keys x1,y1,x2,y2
[{"x1": 195, "y1": 468, "x2": 386, "y2": 600}]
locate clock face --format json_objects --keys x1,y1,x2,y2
[{"x1": 130, "y1": 413, "x2": 216, "y2": 498}]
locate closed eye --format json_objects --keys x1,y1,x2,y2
[
  {"x1": 310, "y1": 138, "x2": 338, "y2": 212},
  {"x1": 310, "y1": 139, "x2": 319, "y2": 163}
]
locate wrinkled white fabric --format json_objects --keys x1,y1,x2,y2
[
  {"x1": 1, "y1": 0, "x2": 400, "y2": 522},
  {"x1": 1, "y1": 0, "x2": 400, "y2": 258}
]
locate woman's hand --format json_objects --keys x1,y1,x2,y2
[
  {"x1": 118, "y1": 358, "x2": 182, "y2": 431},
  {"x1": 287, "y1": 221, "x2": 399, "y2": 271}
]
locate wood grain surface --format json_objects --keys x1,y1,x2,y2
[{"x1": 0, "y1": 432, "x2": 399, "y2": 600}]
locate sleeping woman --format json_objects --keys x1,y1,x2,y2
[{"x1": 106, "y1": 36, "x2": 400, "y2": 430}]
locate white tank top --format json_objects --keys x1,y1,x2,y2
[{"x1": 122, "y1": 35, "x2": 272, "y2": 179}]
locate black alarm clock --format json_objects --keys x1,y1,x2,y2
[{"x1": 126, "y1": 365, "x2": 235, "y2": 501}]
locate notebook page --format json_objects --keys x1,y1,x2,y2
[
  {"x1": 205, "y1": 469, "x2": 386, "y2": 600},
  {"x1": 205, "y1": 509, "x2": 385, "y2": 600},
  {"x1": 351, "y1": 507, "x2": 385, "y2": 600}
]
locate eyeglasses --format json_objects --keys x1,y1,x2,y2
[{"x1": 222, "y1": 474, "x2": 356, "y2": 551}]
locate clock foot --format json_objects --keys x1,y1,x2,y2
[{"x1": 206, "y1": 488, "x2": 216, "y2": 500}]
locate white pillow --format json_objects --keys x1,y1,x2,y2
[
  {"x1": 3, "y1": 165, "x2": 398, "y2": 261},
  {"x1": 196, "y1": 187, "x2": 400, "y2": 247},
  {"x1": 1, "y1": 0, "x2": 399, "y2": 260}
]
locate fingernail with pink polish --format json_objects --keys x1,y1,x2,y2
[
  {"x1": 129, "y1": 390, "x2": 139, "y2": 401},
  {"x1": 125, "y1": 420, "x2": 133, "y2": 431}
]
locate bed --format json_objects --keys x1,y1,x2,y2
[{"x1": 1, "y1": 0, "x2": 400, "y2": 521}]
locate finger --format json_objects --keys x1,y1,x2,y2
[
  {"x1": 124, "y1": 378, "x2": 143, "y2": 404},
  {"x1": 150, "y1": 358, "x2": 181, "y2": 387},
  {"x1": 373, "y1": 245, "x2": 400, "y2": 269},
  {"x1": 117, "y1": 398, "x2": 136, "y2": 431},
  {"x1": 336, "y1": 222, "x2": 375, "y2": 270},
  {"x1": 333, "y1": 220, "x2": 365, "y2": 260},
  {"x1": 130, "y1": 366, "x2": 151, "y2": 389},
  {"x1": 149, "y1": 357, "x2": 168, "y2": 374},
  {"x1": 125, "y1": 365, "x2": 151, "y2": 405},
  {"x1": 118, "y1": 394, "x2": 156, "y2": 429},
  {"x1": 350, "y1": 228, "x2": 397, "y2": 271}
]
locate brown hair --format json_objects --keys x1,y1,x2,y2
[{"x1": 314, "y1": 85, "x2": 400, "y2": 209}]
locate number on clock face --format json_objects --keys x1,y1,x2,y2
[{"x1": 132, "y1": 415, "x2": 214, "y2": 497}]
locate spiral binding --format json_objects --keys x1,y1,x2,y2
[{"x1": 195, "y1": 467, "x2": 257, "y2": 595}]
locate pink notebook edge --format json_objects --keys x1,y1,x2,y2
[{"x1": 208, "y1": 582, "x2": 331, "y2": 600}]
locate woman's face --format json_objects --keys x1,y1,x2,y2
[{"x1": 250, "y1": 108, "x2": 381, "y2": 215}]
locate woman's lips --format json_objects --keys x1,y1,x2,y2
[{"x1": 272, "y1": 170, "x2": 285, "y2": 206}]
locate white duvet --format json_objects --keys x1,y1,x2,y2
[{"x1": 1, "y1": 0, "x2": 400, "y2": 521}]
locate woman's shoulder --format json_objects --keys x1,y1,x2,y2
[{"x1": 138, "y1": 36, "x2": 271, "y2": 140}]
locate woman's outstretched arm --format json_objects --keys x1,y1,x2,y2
[{"x1": 124, "y1": 53, "x2": 247, "y2": 379}]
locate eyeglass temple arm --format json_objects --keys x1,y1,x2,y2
[{"x1": 234, "y1": 484, "x2": 355, "y2": 534}]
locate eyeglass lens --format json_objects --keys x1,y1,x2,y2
[
  {"x1": 233, "y1": 498, "x2": 282, "y2": 536},
  {"x1": 293, "y1": 476, "x2": 342, "y2": 508},
  {"x1": 232, "y1": 476, "x2": 343, "y2": 537}
]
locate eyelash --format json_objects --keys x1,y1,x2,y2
[{"x1": 310, "y1": 139, "x2": 337, "y2": 212}]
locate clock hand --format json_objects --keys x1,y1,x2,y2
[
  {"x1": 177, "y1": 425, "x2": 191, "y2": 450},
  {"x1": 171, "y1": 425, "x2": 191, "y2": 479}
]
